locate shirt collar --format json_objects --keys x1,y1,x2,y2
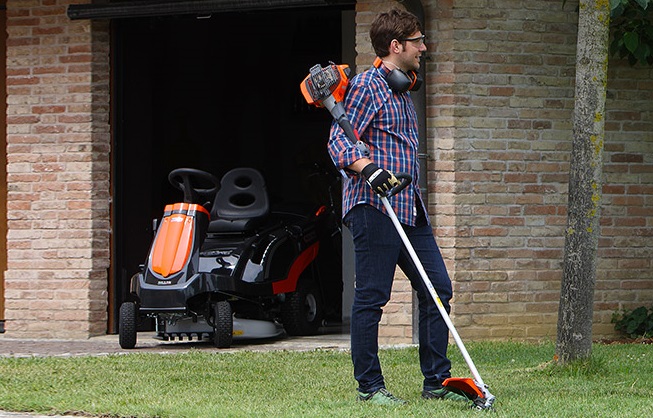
[{"x1": 373, "y1": 60, "x2": 393, "y2": 77}]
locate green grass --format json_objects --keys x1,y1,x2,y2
[{"x1": 0, "y1": 341, "x2": 651, "y2": 417}]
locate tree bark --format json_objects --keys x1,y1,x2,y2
[{"x1": 556, "y1": 0, "x2": 610, "y2": 364}]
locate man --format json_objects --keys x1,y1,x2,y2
[{"x1": 327, "y1": 9, "x2": 468, "y2": 406}]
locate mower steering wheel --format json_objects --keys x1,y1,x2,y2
[{"x1": 168, "y1": 168, "x2": 219, "y2": 204}]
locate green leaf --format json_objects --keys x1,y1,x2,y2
[
  {"x1": 633, "y1": 0, "x2": 650, "y2": 10},
  {"x1": 635, "y1": 43, "x2": 651, "y2": 64},
  {"x1": 611, "y1": 2, "x2": 625, "y2": 17},
  {"x1": 624, "y1": 31, "x2": 640, "y2": 52},
  {"x1": 613, "y1": 306, "x2": 653, "y2": 336}
]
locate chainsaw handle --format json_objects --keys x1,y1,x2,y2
[{"x1": 386, "y1": 173, "x2": 412, "y2": 198}]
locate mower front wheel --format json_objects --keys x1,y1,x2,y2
[
  {"x1": 119, "y1": 301, "x2": 138, "y2": 349},
  {"x1": 281, "y1": 278, "x2": 324, "y2": 336},
  {"x1": 212, "y1": 301, "x2": 233, "y2": 348}
]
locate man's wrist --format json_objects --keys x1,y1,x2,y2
[
  {"x1": 361, "y1": 162, "x2": 380, "y2": 179},
  {"x1": 347, "y1": 158, "x2": 374, "y2": 175}
]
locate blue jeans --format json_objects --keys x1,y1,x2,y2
[{"x1": 344, "y1": 204, "x2": 453, "y2": 393}]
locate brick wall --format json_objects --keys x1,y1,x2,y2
[
  {"x1": 427, "y1": 0, "x2": 653, "y2": 341},
  {"x1": 424, "y1": 0, "x2": 578, "y2": 341},
  {"x1": 1, "y1": 0, "x2": 650, "y2": 341},
  {"x1": 598, "y1": 64, "x2": 653, "y2": 333},
  {"x1": 357, "y1": 0, "x2": 653, "y2": 344},
  {"x1": 3, "y1": 0, "x2": 111, "y2": 338}
]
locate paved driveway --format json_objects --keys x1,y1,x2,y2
[{"x1": 0, "y1": 329, "x2": 350, "y2": 358}]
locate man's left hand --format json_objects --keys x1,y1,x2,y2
[{"x1": 362, "y1": 163, "x2": 400, "y2": 195}]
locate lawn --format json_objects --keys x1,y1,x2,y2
[{"x1": 0, "y1": 341, "x2": 651, "y2": 417}]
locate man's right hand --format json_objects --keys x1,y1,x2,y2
[{"x1": 361, "y1": 163, "x2": 400, "y2": 196}]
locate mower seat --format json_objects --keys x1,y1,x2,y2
[{"x1": 208, "y1": 167, "x2": 270, "y2": 233}]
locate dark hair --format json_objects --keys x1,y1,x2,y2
[{"x1": 369, "y1": 8, "x2": 422, "y2": 58}]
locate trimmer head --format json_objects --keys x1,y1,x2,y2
[{"x1": 443, "y1": 377, "x2": 495, "y2": 410}]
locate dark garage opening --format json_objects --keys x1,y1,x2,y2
[{"x1": 111, "y1": 8, "x2": 354, "y2": 334}]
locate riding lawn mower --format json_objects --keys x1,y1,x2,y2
[{"x1": 119, "y1": 165, "x2": 342, "y2": 349}]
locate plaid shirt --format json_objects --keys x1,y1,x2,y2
[{"x1": 328, "y1": 64, "x2": 426, "y2": 226}]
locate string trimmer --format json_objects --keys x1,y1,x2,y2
[{"x1": 300, "y1": 62, "x2": 496, "y2": 410}]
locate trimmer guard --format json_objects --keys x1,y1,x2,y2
[{"x1": 443, "y1": 377, "x2": 495, "y2": 410}]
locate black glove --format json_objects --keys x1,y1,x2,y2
[{"x1": 361, "y1": 163, "x2": 400, "y2": 196}]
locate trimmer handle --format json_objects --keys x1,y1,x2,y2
[{"x1": 386, "y1": 173, "x2": 412, "y2": 198}]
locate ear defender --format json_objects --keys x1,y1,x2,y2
[{"x1": 373, "y1": 57, "x2": 423, "y2": 93}]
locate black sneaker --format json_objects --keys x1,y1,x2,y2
[{"x1": 357, "y1": 388, "x2": 407, "y2": 405}]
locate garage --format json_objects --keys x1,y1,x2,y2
[{"x1": 72, "y1": 2, "x2": 356, "y2": 334}]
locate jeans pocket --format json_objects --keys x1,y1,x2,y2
[{"x1": 343, "y1": 206, "x2": 358, "y2": 229}]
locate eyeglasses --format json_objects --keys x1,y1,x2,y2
[{"x1": 399, "y1": 34, "x2": 426, "y2": 46}]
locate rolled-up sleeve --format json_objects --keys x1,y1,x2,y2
[{"x1": 327, "y1": 79, "x2": 378, "y2": 170}]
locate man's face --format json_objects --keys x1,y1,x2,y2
[{"x1": 397, "y1": 31, "x2": 427, "y2": 72}]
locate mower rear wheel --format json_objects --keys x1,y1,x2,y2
[
  {"x1": 281, "y1": 278, "x2": 324, "y2": 336},
  {"x1": 212, "y1": 301, "x2": 233, "y2": 348},
  {"x1": 119, "y1": 302, "x2": 138, "y2": 349}
]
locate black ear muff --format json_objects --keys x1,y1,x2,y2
[
  {"x1": 406, "y1": 70, "x2": 423, "y2": 92},
  {"x1": 384, "y1": 69, "x2": 412, "y2": 93},
  {"x1": 373, "y1": 57, "x2": 423, "y2": 93}
]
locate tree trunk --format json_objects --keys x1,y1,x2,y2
[{"x1": 556, "y1": 0, "x2": 610, "y2": 364}]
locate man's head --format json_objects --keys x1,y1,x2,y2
[{"x1": 370, "y1": 8, "x2": 426, "y2": 72}]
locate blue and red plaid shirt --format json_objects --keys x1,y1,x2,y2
[{"x1": 328, "y1": 63, "x2": 426, "y2": 226}]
